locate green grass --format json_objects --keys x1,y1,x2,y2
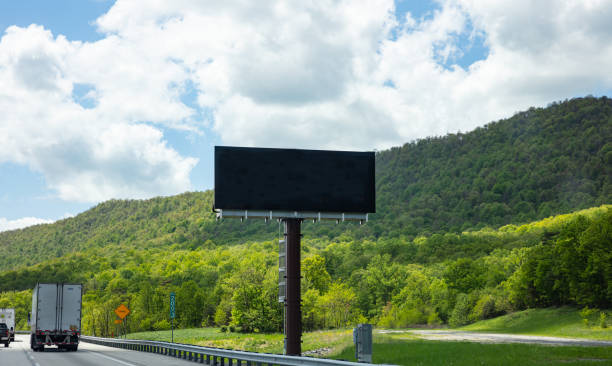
[
  {"x1": 459, "y1": 307, "x2": 612, "y2": 341},
  {"x1": 333, "y1": 337, "x2": 612, "y2": 366},
  {"x1": 127, "y1": 327, "x2": 353, "y2": 355}
]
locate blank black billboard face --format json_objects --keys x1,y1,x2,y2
[{"x1": 214, "y1": 146, "x2": 375, "y2": 213}]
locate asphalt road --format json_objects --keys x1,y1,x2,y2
[
  {"x1": 399, "y1": 330, "x2": 612, "y2": 347},
  {"x1": 1, "y1": 334, "x2": 198, "y2": 366}
]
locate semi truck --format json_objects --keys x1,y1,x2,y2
[
  {"x1": 30, "y1": 283, "x2": 82, "y2": 352},
  {"x1": 0, "y1": 308, "x2": 15, "y2": 341}
]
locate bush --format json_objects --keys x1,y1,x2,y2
[
  {"x1": 600, "y1": 312, "x2": 608, "y2": 329},
  {"x1": 449, "y1": 293, "x2": 472, "y2": 327},
  {"x1": 470, "y1": 294, "x2": 496, "y2": 321},
  {"x1": 153, "y1": 319, "x2": 171, "y2": 331},
  {"x1": 220, "y1": 325, "x2": 227, "y2": 333},
  {"x1": 229, "y1": 325, "x2": 235, "y2": 332},
  {"x1": 580, "y1": 306, "x2": 599, "y2": 327}
]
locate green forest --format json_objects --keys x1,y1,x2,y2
[{"x1": 0, "y1": 96, "x2": 610, "y2": 336}]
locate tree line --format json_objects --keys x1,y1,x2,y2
[{"x1": 1, "y1": 206, "x2": 609, "y2": 334}]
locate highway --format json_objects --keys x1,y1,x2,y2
[{"x1": 1, "y1": 334, "x2": 198, "y2": 366}]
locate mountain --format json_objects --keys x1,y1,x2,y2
[
  {"x1": 0, "y1": 96, "x2": 610, "y2": 334},
  {"x1": 0, "y1": 96, "x2": 610, "y2": 272},
  {"x1": 373, "y1": 96, "x2": 612, "y2": 236}
]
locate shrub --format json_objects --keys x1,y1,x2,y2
[
  {"x1": 153, "y1": 319, "x2": 170, "y2": 331},
  {"x1": 580, "y1": 306, "x2": 598, "y2": 327},
  {"x1": 449, "y1": 293, "x2": 472, "y2": 327}
]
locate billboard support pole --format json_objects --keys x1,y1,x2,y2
[{"x1": 284, "y1": 218, "x2": 301, "y2": 356}]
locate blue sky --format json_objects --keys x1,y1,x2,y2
[{"x1": 0, "y1": 0, "x2": 610, "y2": 231}]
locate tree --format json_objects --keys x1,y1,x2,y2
[{"x1": 302, "y1": 255, "x2": 331, "y2": 294}]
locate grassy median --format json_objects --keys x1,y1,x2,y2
[
  {"x1": 460, "y1": 307, "x2": 612, "y2": 341},
  {"x1": 126, "y1": 327, "x2": 353, "y2": 355},
  {"x1": 332, "y1": 337, "x2": 612, "y2": 366}
]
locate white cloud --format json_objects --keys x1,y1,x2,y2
[
  {"x1": 1, "y1": 0, "x2": 612, "y2": 203},
  {"x1": 0, "y1": 217, "x2": 54, "y2": 232},
  {"x1": 0, "y1": 25, "x2": 197, "y2": 202}
]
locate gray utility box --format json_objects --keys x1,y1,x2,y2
[{"x1": 353, "y1": 323, "x2": 372, "y2": 363}]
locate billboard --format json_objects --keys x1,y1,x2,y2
[{"x1": 214, "y1": 146, "x2": 375, "y2": 213}]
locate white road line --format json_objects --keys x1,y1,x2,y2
[{"x1": 88, "y1": 351, "x2": 139, "y2": 366}]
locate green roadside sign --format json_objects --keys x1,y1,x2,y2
[{"x1": 170, "y1": 292, "x2": 176, "y2": 319}]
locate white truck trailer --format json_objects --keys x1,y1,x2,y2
[
  {"x1": 30, "y1": 283, "x2": 82, "y2": 352},
  {"x1": 0, "y1": 308, "x2": 15, "y2": 341}
]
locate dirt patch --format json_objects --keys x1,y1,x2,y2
[{"x1": 406, "y1": 330, "x2": 612, "y2": 347}]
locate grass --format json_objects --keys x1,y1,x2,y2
[
  {"x1": 125, "y1": 308, "x2": 612, "y2": 365},
  {"x1": 333, "y1": 337, "x2": 612, "y2": 366},
  {"x1": 459, "y1": 307, "x2": 612, "y2": 341},
  {"x1": 127, "y1": 327, "x2": 353, "y2": 355}
]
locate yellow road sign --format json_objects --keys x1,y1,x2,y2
[
  {"x1": 114, "y1": 319, "x2": 123, "y2": 324},
  {"x1": 114, "y1": 304, "x2": 131, "y2": 319}
]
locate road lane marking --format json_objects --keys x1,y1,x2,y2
[
  {"x1": 88, "y1": 350, "x2": 139, "y2": 366},
  {"x1": 20, "y1": 342, "x2": 38, "y2": 366}
]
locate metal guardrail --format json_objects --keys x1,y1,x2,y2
[{"x1": 80, "y1": 335, "x2": 381, "y2": 366}]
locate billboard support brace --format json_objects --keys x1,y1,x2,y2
[{"x1": 284, "y1": 218, "x2": 301, "y2": 356}]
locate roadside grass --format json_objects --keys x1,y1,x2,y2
[
  {"x1": 459, "y1": 307, "x2": 612, "y2": 341},
  {"x1": 333, "y1": 337, "x2": 612, "y2": 366},
  {"x1": 127, "y1": 327, "x2": 353, "y2": 355}
]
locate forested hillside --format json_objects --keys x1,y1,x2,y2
[
  {"x1": 0, "y1": 97, "x2": 610, "y2": 335},
  {"x1": 374, "y1": 96, "x2": 612, "y2": 235},
  {"x1": 1, "y1": 206, "x2": 610, "y2": 334},
  {"x1": 1, "y1": 97, "x2": 610, "y2": 273}
]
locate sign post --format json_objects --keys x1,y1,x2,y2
[
  {"x1": 284, "y1": 219, "x2": 301, "y2": 355},
  {"x1": 114, "y1": 304, "x2": 130, "y2": 339},
  {"x1": 170, "y1": 292, "x2": 176, "y2": 343}
]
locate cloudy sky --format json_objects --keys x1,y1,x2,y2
[{"x1": 1, "y1": 0, "x2": 611, "y2": 232}]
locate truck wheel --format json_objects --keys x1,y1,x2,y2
[
  {"x1": 4, "y1": 342, "x2": 8, "y2": 347},
  {"x1": 72, "y1": 345, "x2": 78, "y2": 352}
]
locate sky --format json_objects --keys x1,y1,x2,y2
[{"x1": 1, "y1": 0, "x2": 611, "y2": 232}]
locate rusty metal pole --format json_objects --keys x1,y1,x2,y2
[{"x1": 284, "y1": 218, "x2": 301, "y2": 355}]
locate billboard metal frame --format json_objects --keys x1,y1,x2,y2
[{"x1": 215, "y1": 209, "x2": 368, "y2": 223}]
